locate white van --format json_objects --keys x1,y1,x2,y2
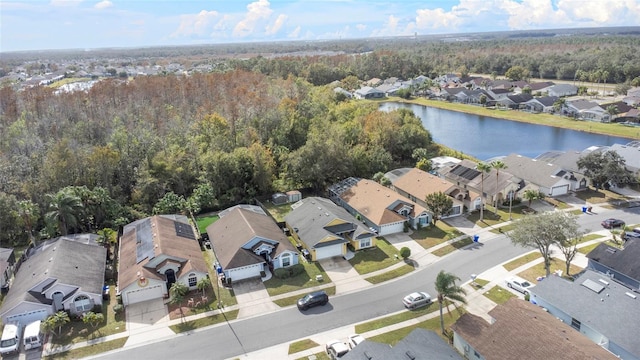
[
  {"x1": 0, "y1": 322, "x2": 21, "y2": 355},
  {"x1": 23, "y1": 320, "x2": 43, "y2": 350}
]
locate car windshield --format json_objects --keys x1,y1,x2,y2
[
  {"x1": 301, "y1": 294, "x2": 312, "y2": 302},
  {"x1": 1, "y1": 338, "x2": 16, "y2": 347},
  {"x1": 521, "y1": 281, "x2": 531, "y2": 287}
]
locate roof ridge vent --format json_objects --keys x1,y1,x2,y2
[{"x1": 626, "y1": 292, "x2": 637, "y2": 299}]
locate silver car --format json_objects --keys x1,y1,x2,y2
[
  {"x1": 402, "y1": 291, "x2": 432, "y2": 309},
  {"x1": 506, "y1": 276, "x2": 535, "y2": 295}
]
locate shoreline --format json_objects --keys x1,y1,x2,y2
[{"x1": 379, "y1": 97, "x2": 640, "y2": 141}]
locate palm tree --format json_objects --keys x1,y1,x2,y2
[
  {"x1": 523, "y1": 189, "x2": 540, "y2": 207},
  {"x1": 45, "y1": 188, "x2": 83, "y2": 235},
  {"x1": 197, "y1": 277, "x2": 211, "y2": 297},
  {"x1": 491, "y1": 160, "x2": 507, "y2": 214},
  {"x1": 476, "y1": 162, "x2": 492, "y2": 221},
  {"x1": 435, "y1": 270, "x2": 467, "y2": 335},
  {"x1": 606, "y1": 105, "x2": 618, "y2": 122},
  {"x1": 169, "y1": 282, "x2": 189, "y2": 320}
]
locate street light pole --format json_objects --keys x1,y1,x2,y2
[{"x1": 508, "y1": 190, "x2": 514, "y2": 220}]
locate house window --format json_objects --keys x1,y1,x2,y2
[
  {"x1": 361, "y1": 239, "x2": 371, "y2": 248},
  {"x1": 74, "y1": 295, "x2": 93, "y2": 312},
  {"x1": 188, "y1": 274, "x2": 197, "y2": 287},
  {"x1": 571, "y1": 318, "x2": 581, "y2": 331},
  {"x1": 282, "y1": 253, "x2": 291, "y2": 267}
]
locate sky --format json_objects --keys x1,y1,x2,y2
[{"x1": 1, "y1": 0, "x2": 640, "y2": 52}]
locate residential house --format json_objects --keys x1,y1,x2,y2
[
  {"x1": 285, "y1": 197, "x2": 375, "y2": 261},
  {"x1": 0, "y1": 235, "x2": 106, "y2": 326},
  {"x1": 118, "y1": 215, "x2": 208, "y2": 306},
  {"x1": 333, "y1": 87, "x2": 353, "y2": 99},
  {"x1": 365, "y1": 78, "x2": 382, "y2": 87},
  {"x1": 452, "y1": 298, "x2": 617, "y2": 360},
  {"x1": 375, "y1": 82, "x2": 401, "y2": 96},
  {"x1": 501, "y1": 153, "x2": 588, "y2": 196},
  {"x1": 565, "y1": 99, "x2": 609, "y2": 121},
  {"x1": 523, "y1": 95, "x2": 558, "y2": 113},
  {"x1": 437, "y1": 159, "x2": 518, "y2": 211},
  {"x1": 617, "y1": 108, "x2": 640, "y2": 123},
  {"x1": 535, "y1": 147, "x2": 596, "y2": 176},
  {"x1": 586, "y1": 238, "x2": 640, "y2": 290},
  {"x1": 547, "y1": 83, "x2": 578, "y2": 97},
  {"x1": 529, "y1": 269, "x2": 640, "y2": 360},
  {"x1": 391, "y1": 168, "x2": 465, "y2": 218},
  {"x1": 207, "y1": 206, "x2": 298, "y2": 282},
  {"x1": 343, "y1": 328, "x2": 463, "y2": 360},
  {"x1": 527, "y1": 81, "x2": 555, "y2": 94},
  {"x1": 429, "y1": 156, "x2": 462, "y2": 172},
  {"x1": 600, "y1": 143, "x2": 640, "y2": 174},
  {"x1": 495, "y1": 93, "x2": 533, "y2": 109},
  {"x1": 600, "y1": 101, "x2": 633, "y2": 123},
  {"x1": 328, "y1": 177, "x2": 430, "y2": 236},
  {"x1": 486, "y1": 88, "x2": 512, "y2": 101},
  {"x1": 354, "y1": 86, "x2": 385, "y2": 99},
  {"x1": 0, "y1": 248, "x2": 16, "y2": 292}
]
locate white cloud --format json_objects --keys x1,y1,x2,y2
[
  {"x1": 233, "y1": 0, "x2": 274, "y2": 38},
  {"x1": 288, "y1": 26, "x2": 301, "y2": 38},
  {"x1": 415, "y1": 6, "x2": 464, "y2": 30},
  {"x1": 94, "y1": 0, "x2": 112, "y2": 10},
  {"x1": 266, "y1": 14, "x2": 287, "y2": 35},
  {"x1": 171, "y1": 10, "x2": 220, "y2": 38}
]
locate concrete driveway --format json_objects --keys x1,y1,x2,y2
[
  {"x1": 383, "y1": 232, "x2": 424, "y2": 257},
  {"x1": 233, "y1": 278, "x2": 279, "y2": 318},
  {"x1": 125, "y1": 298, "x2": 174, "y2": 347},
  {"x1": 318, "y1": 256, "x2": 370, "y2": 294}
]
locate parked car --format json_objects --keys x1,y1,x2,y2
[
  {"x1": 326, "y1": 339, "x2": 350, "y2": 359},
  {"x1": 0, "y1": 323, "x2": 21, "y2": 355},
  {"x1": 347, "y1": 334, "x2": 365, "y2": 349},
  {"x1": 624, "y1": 231, "x2": 640, "y2": 241},
  {"x1": 601, "y1": 218, "x2": 625, "y2": 229},
  {"x1": 297, "y1": 290, "x2": 329, "y2": 311},
  {"x1": 506, "y1": 276, "x2": 535, "y2": 295},
  {"x1": 402, "y1": 291, "x2": 432, "y2": 309}
]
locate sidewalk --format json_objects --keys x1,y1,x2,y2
[{"x1": 51, "y1": 199, "x2": 610, "y2": 359}]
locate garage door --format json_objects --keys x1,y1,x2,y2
[
  {"x1": 315, "y1": 245, "x2": 343, "y2": 260},
  {"x1": 6, "y1": 309, "x2": 48, "y2": 326},
  {"x1": 228, "y1": 264, "x2": 263, "y2": 282},
  {"x1": 379, "y1": 222, "x2": 404, "y2": 236},
  {"x1": 550, "y1": 185, "x2": 569, "y2": 197},
  {"x1": 125, "y1": 284, "x2": 164, "y2": 305}
]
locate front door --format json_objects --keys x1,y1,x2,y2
[{"x1": 165, "y1": 269, "x2": 176, "y2": 291}]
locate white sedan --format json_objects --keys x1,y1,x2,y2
[
  {"x1": 505, "y1": 276, "x2": 535, "y2": 295},
  {"x1": 347, "y1": 334, "x2": 365, "y2": 349},
  {"x1": 402, "y1": 291, "x2": 432, "y2": 309}
]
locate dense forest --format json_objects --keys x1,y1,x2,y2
[{"x1": 1, "y1": 30, "x2": 639, "y2": 248}]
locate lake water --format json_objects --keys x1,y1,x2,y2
[{"x1": 379, "y1": 102, "x2": 635, "y2": 161}]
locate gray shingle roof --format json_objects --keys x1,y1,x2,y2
[
  {"x1": 586, "y1": 240, "x2": 640, "y2": 282},
  {"x1": 342, "y1": 328, "x2": 462, "y2": 359},
  {"x1": 0, "y1": 236, "x2": 106, "y2": 317},
  {"x1": 530, "y1": 269, "x2": 640, "y2": 358}
]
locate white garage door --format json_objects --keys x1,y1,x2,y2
[
  {"x1": 228, "y1": 264, "x2": 263, "y2": 282},
  {"x1": 125, "y1": 284, "x2": 164, "y2": 305},
  {"x1": 379, "y1": 222, "x2": 404, "y2": 236},
  {"x1": 550, "y1": 185, "x2": 569, "y2": 197},
  {"x1": 315, "y1": 245, "x2": 343, "y2": 260},
  {"x1": 6, "y1": 309, "x2": 48, "y2": 326}
]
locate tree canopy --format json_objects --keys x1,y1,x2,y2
[{"x1": 577, "y1": 150, "x2": 636, "y2": 189}]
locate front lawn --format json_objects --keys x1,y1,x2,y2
[
  {"x1": 289, "y1": 339, "x2": 319, "y2": 354},
  {"x1": 264, "y1": 261, "x2": 329, "y2": 297},
  {"x1": 367, "y1": 308, "x2": 464, "y2": 346},
  {"x1": 431, "y1": 236, "x2": 473, "y2": 257},
  {"x1": 348, "y1": 238, "x2": 402, "y2": 274},
  {"x1": 355, "y1": 303, "x2": 437, "y2": 333},
  {"x1": 573, "y1": 188, "x2": 629, "y2": 205},
  {"x1": 410, "y1": 222, "x2": 464, "y2": 249},
  {"x1": 482, "y1": 285, "x2": 516, "y2": 305},
  {"x1": 466, "y1": 205, "x2": 529, "y2": 228},
  {"x1": 169, "y1": 309, "x2": 238, "y2": 333},
  {"x1": 502, "y1": 252, "x2": 542, "y2": 271},
  {"x1": 44, "y1": 337, "x2": 128, "y2": 360},
  {"x1": 517, "y1": 258, "x2": 584, "y2": 282},
  {"x1": 262, "y1": 201, "x2": 293, "y2": 222}
]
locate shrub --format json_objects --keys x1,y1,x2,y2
[
  {"x1": 400, "y1": 247, "x2": 411, "y2": 259},
  {"x1": 288, "y1": 264, "x2": 305, "y2": 277},
  {"x1": 112, "y1": 304, "x2": 124, "y2": 314},
  {"x1": 403, "y1": 222, "x2": 409, "y2": 233},
  {"x1": 274, "y1": 268, "x2": 290, "y2": 279},
  {"x1": 524, "y1": 293, "x2": 530, "y2": 302}
]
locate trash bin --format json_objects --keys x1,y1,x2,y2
[
  {"x1": 582, "y1": 207, "x2": 587, "y2": 213},
  {"x1": 473, "y1": 235, "x2": 479, "y2": 242}
]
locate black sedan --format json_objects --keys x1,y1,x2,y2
[{"x1": 601, "y1": 218, "x2": 625, "y2": 229}]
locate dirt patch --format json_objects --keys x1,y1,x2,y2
[{"x1": 167, "y1": 288, "x2": 217, "y2": 320}]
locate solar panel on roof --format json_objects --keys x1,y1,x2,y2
[
  {"x1": 175, "y1": 222, "x2": 196, "y2": 240},
  {"x1": 582, "y1": 278, "x2": 605, "y2": 294},
  {"x1": 135, "y1": 219, "x2": 155, "y2": 264},
  {"x1": 450, "y1": 165, "x2": 480, "y2": 180}
]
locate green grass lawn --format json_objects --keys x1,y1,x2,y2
[
  {"x1": 573, "y1": 188, "x2": 631, "y2": 205},
  {"x1": 482, "y1": 285, "x2": 516, "y2": 305},
  {"x1": 431, "y1": 236, "x2": 473, "y2": 257},
  {"x1": 348, "y1": 238, "x2": 402, "y2": 274},
  {"x1": 502, "y1": 252, "x2": 542, "y2": 271},
  {"x1": 262, "y1": 201, "x2": 293, "y2": 222},
  {"x1": 410, "y1": 222, "x2": 464, "y2": 249},
  {"x1": 466, "y1": 205, "x2": 529, "y2": 228},
  {"x1": 365, "y1": 263, "x2": 415, "y2": 284},
  {"x1": 355, "y1": 303, "x2": 438, "y2": 333},
  {"x1": 202, "y1": 250, "x2": 237, "y2": 307},
  {"x1": 196, "y1": 214, "x2": 219, "y2": 233},
  {"x1": 288, "y1": 339, "x2": 319, "y2": 354},
  {"x1": 169, "y1": 310, "x2": 239, "y2": 333},
  {"x1": 577, "y1": 234, "x2": 606, "y2": 254},
  {"x1": 44, "y1": 337, "x2": 128, "y2": 360},
  {"x1": 367, "y1": 309, "x2": 463, "y2": 346},
  {"x1": 264, "y1": 261, "x2": 330, "y2": 296},
  {"x1": 517, "y1": 258, "x2": 583, "y2": 282}
]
